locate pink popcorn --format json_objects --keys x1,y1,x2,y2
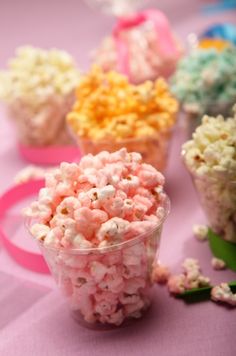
[
  {"x1": 152, "y1": 263, "x2": 170, "y2": 284},
  {"x1": 137, "y1": 163, "x2": 165, "y2": 188},
  {"x1": 97, "y1": 217, "x2": 130, "y2": 244},
  {"x1": 56, "y1": 197, "x2": 81, "y2": 217},
  {"x1": 167, "y1": 274, "x2": 186, "y2": 294},
  {"x1": 211, "y1": 283, "x2": 236, "y2": 307},
  {"x1": 74, "y1": 207, "x2": 108, "y2": 239},
  {"x1": 93, "y1": 20, "x2": 182, "y2": 85},
  {"x1": 26, "y1": 148, "x2": 169, "y2": 326}
]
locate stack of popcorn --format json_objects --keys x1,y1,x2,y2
[
  {"x1": 171, "y1": 46, "x2": 236, "y2": 134},
  {"x1": 25, "y1": 148, "x2": 170, "y2": 327},
  {"x1": 93, "y1": 13, "x2": 182, "y2": 84},
  {"x1": 67, "y1": 66, "x2": 178, "y2": 171},
  {"x1": 182, "y1": 107, "x2": 236, "y2": 243},
  {"x1": 0, "y1": 46, "x2": 80, "y2": 147}
]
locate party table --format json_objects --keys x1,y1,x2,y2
[{"x1": 0, "y1": 1, "x2": 236, "y2": 355}]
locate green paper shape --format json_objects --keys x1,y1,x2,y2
[{"x1": 208, "y1": 229, "x2": 236, "y2": 272}]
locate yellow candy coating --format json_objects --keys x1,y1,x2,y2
[
  {"x1": 198, "y1": 38, "x2": 231, "y2": 52},
  {"x1": 67, "y1": 66, "x2": 178, "y2": 141}
]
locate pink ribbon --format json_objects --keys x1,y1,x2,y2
[
  {"x1": 18, "y1": 143, "x2": 80, "y2": 165},
  {"x1": 0, "y1": 179, "x2": 50, "y2": 274},
  {"x1": 113, "y1": 9, "x2": 179, "y2": 79}
]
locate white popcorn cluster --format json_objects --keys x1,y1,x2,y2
[
  {"x1": 211, "y1": 283, "x2": 236, "y2": 306},
  {"x1": 0, "y1": 46, "x2": 81, "y2": 146},
  {"x1": 183, "y1": 109, "x2": 236, "y2": 242},
  {"x1": 167, "y1": 258, "x2": 210, "y2": 295}
]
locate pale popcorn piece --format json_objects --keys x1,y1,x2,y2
[
  {"x1": 211, "y1": 257, "x2": 226, "y2": 270},
  {"x1": 192, "y1": 224, "x2": 209, "y2": 241},
  {"x1": 167, "y1": 275, "x2": 186, "y2": 294},
  {"x1": 14, "y1": 165, "x2": 49, "y2": 184},
  {"x1": 211, "y1": 283, "x2": 236, "y2": 307}
]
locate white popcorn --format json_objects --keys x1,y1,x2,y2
[
  {"x1": 192, "y1": 224, "x2": 208, "y2": 241},
  {"x1": 0, "y1": 46, "x2": 80, "y2": 146},
  {"x1": 211, "y1": 283, "x2": 236, "y2": 306},
  {"x1": 211, "y1": 257, "x2": 226, "y2": 270},
  {"x1": 183, "y1": 108, "x2": 236, "y2": 243}
]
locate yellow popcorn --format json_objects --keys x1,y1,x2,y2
[{"x1": 67, "y1": 66, "x2": 178, "y2": 141}]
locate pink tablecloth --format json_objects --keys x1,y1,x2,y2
[{"x1": 0, "y1": 1, "x2": 236, "y2": 355}]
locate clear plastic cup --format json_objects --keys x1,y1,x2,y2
[
  {"x1": 77, "y1": 129, "x2": 174, "y2": 172},
  {"x1": 182, "y1": 151, "x2": 236, "y2": 243},
  {"x1": 27, "y1": 196, "x2": 170, "y2": 329}
]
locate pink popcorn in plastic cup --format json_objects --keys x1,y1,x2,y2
[{"x1": 25, "y1": 148, "x2": 170, "y2": 328}]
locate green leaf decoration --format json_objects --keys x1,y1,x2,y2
[
  {"x1": 208, "y1": 228, "x2": 236, "y2": 272},
  {"x1": 176, "y1": 286, "x2": 212, "y2": 303}
]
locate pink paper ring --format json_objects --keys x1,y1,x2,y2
[
  {"x1": 112, "y1": 9, "x2": 178, "y2": 79},
  {"x1": 18, "y1": 143, "x2": 80, "y2": 165},
  {"x1": 0, "y1": 179, "x2": 50, "y2": 274}
]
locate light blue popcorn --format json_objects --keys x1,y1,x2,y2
[{"x1": 171, "y1": 47, "x2": 236, "y2": 117}]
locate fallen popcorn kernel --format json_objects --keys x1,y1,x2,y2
[
  {"x1": 211, "y1": 283, "x2": 236, "y2": 307},
  {"x1": 14, "y1": 165, "x2": 51, "y2": 184},
  {"x1": 167, "y1": 274, "x2": 186, "y2": 294},
  {"x1": 211, "y1": 257, "x2": 226, "y2": 270},
  {"x1": 152, "y1": 262, "x2": 170, "y2": 284},
  {"x1": 192, "y1": 224, "x2": 208, "y2": 241}
]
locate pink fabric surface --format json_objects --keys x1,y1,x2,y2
[{"x1": 0, "y1": 1, "x2": 236, "y2": 355}]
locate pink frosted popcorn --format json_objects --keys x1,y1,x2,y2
[
  {"x1": 93, "y1": 20, "x2": 182, "y2": 84},
  {"x1": 168, "y1": 274, "x2": 186, "y2": 294},
  {"x1": 152, "y1": 263, "x2": 170, "y2": 284},
  {"x1": 211, "y1": 283, "x2": 236, "y2": 307},
  {"x1": 25, "y1": 148, "x2": 169, "y2": 326}
]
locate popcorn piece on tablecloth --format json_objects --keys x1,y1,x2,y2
[
  {"x1": 183, "y1": 109, "x2": 236, "y2": 243},
  {"x1": 151, "y1": 262, "x2": 170, "y2": 284},
  {"x1": 14, "y1": 165, "x2": 55, "y2": 184},
  {"x1": 0, "y1": 46, "x2": 80, "y2": 146},
  {"x1": 192, "y1": 224, "x2": 208, "y2": 241},
  {"x1": 25, "y1": 148, "x2": 169, "y2": 326},
  {"x1": 211, "y1": 257, "x2": 226, "y2": 270},
  {"x1": 211, "y1": 283, "x2": 236, "y2": 307}
]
